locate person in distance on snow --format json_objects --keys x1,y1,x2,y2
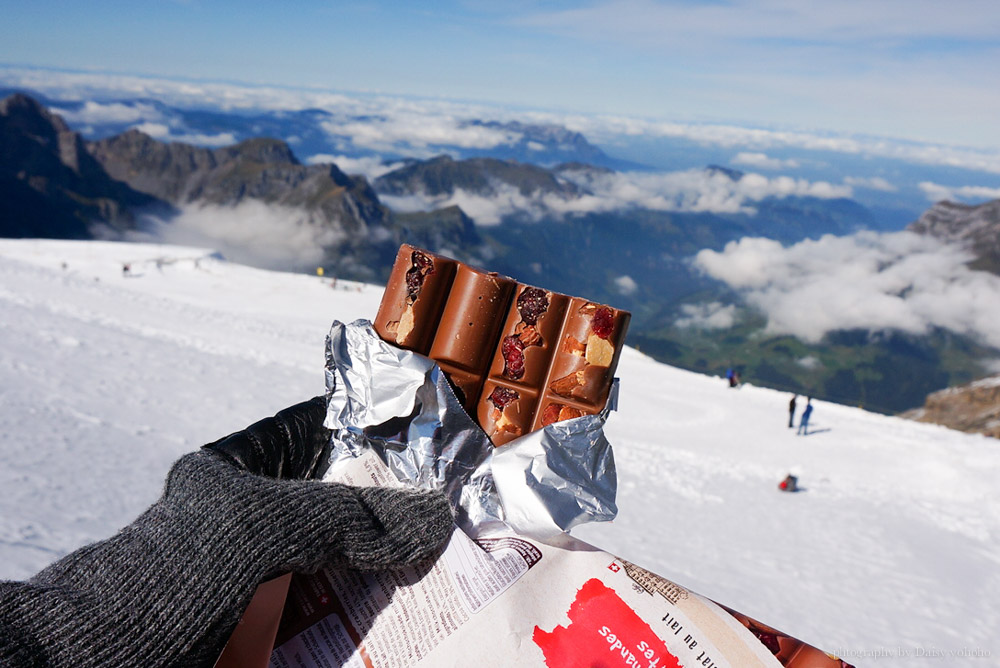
[
  {"x1": 788, "y1": 394, "x2": 797, "y2": 428},
  {"x1": 797, "y1": 397, "x2": 814, "y2": 435},
  {"x1": 0, "y1": 397, "x2": 454, "y2": 667},
  {"x1": 778, "y1": 474, "x2": 799, "y2": 492}
]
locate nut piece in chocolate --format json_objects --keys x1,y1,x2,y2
[
  {"x1": 541, "y1": 402, "x2": 586, "y2": 427},
  {"x1": 488, "y1": 386, "x2": 523, "y2": 437}
]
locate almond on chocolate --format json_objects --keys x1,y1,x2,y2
[
  {"x1": 562, "y1": 336, "x2": 586, "y2": 357},
  {"x1": 550, "y1": 370, "x2": 585, "y2": 398},
  {"x1": 514, "y1": 321, "x2": 543, "y2": 347},
  {"x1": 540, "y1": 402, "x2": 586, "y2": 426}
]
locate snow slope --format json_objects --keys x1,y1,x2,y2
[{"x1": 1, "y1": 239, "x2": 997, "y2": 665}]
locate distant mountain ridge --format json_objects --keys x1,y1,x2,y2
[
  {"x1": 30, "y1": 92, "x2": 626, "y2": 171},
  {"x1": 460, "y1": 119, "x2": 628, "y2": 167},
  {"x1": 88, "y1": 128, "x2": 389, "y2": 235},
  {"x1": 374, "y1": 154, "x2": 581, "y2": 198}
]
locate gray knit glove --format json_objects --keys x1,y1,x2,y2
[{"x1": 0, "y1": 397, "x2": 454, "y2": 667}]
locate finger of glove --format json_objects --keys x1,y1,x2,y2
[
  {"x1": 282, "y1": 485, "x2": 455, "y2": 574},
  {"x1": 204, "y1": 396, "x2": 331, "y2": 480}
]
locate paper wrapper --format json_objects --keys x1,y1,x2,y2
[{"x1": 225, "y1": 320, "x2": 853, "y2": 668}]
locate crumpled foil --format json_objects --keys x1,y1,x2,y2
[{"x1": 321, "y1": 319, "x2": 618, "y2": 540}]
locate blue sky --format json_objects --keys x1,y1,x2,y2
[{"x1": 2, "y1": 0, "x2": 999, "y2": 149}]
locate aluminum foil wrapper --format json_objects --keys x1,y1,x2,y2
[{"x1": 321, "y1": 319, "x2": 618, "y2": 540}]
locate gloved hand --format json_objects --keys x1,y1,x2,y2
[{"x1": 0, "y1": 397, "x2": 454, "y2": 667}]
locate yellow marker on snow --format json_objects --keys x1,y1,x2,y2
[{"x1": 317, "y1": 267, "x2": 324, "y2": 276}]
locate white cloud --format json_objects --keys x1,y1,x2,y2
[
  {"x1": 674, "y1": 302, "x2": 737, "y2": 330},
  {"x1": 919, "y1": 181, "x2": 1000, "y2": 203},
  {"x1": 614, "y1": 275, "x2": 638, "y2": 296},
  {"x1": 694, "y1": 231, "x2": 1000, "y2": 348},
  {"x1": 132, "y1": 123, "x2": 236, "y2": 146},
  {"x1": 321, "y1": 116, "x2": 519, "y2": 154},
  {"x1": 7, "y1": 65, "x2": 1000, "y2": 173},
  {"x1": 51, "y1": 100, "x2": 164, "y2": 126},
  {"x1": 381, "y1": 167, "x2": 851, "y2": 224},
  {"x1": 0, "y1": 67, "x2": 360, "y2": 114},
  {"x1": 843, "y1": 176, "x2": 897, "y2": 192},
  {"x1": 381, "y1": 184, "x2": 541, "y2": 226},
  {"x1": 131, "y1": 201, "x2": 344, "y2": 271},
  {"x1": 557, "y1": 169, "x2": 851, "y2": 215},
  {"x1": 731, "y1": 152, "x2": 800, "y2": 170},
  {"x1": 564, "y1": 114, "x2": 1000, "y2": 174},
  {"x1": 131, "y1": 122, "x2": 172, "y2": 137},
  {"x1": 130, "y1": 122, "x2": 236, "y2": 147},
  {"x1": 796, "y1": 356, "x2": 822, "y2": 370},
  {"x1": 47, "y1": 99, "x2": 235, "y2": 148},
  {"x1": 305, "y1": 154, "x2": 404, "y2": 180}
]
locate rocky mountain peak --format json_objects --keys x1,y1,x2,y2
[
  {"x1": 216, "y1": 137, "x2": 299, "y2": 166},
  {"x1": 903, "y1": 374, "x2": 1000, "y2": 439},
  {"x1": 1, "y1": 92, "x2": 77, "y2": 174},
  {"x1": 84, "y1": 116, "x2": 393, "y2": 244},
  {"x1": 909, "y1": 199, "x2": 1000, "y2": 239},
  {"x1": 1, "y1": 93, "x2": 160, "y2": 238},
  {"x1": 0, "y1": 92, "x2": 71, "y2": 137},
  {"x1": 909, "y1": 198, "x2": 1000, "y2": 274}
]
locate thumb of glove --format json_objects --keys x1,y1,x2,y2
[
  {"x1": 280, "y1": 484, "x2": 456, "y2": 573},
  {"x1": 165, "y1": 451, "x2": 454, "y2": 577}
]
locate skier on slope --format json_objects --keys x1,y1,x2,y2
[{"x1": 0, "y1": 398, "x2": 453, "y2": 667}]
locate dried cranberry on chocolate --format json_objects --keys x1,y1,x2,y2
[
  {"x1": 411, "y1": 250, "x2": 434, "y2": 275},
  {"x1": 501, "y1": 335, "x2": 525, "y2": 379},
  {"x1": 488, "y1": 386, "x2": 519, "y2": 411},
  {"x1": 404, "y1": 251, "x2": 435, "y2": 301},
  {"x1": 591, "y1": 306, "x2": 615, "y2": 339},
  {"x1": 404, "y1": 267, "x2": 423, "y2": 301},
  {"x1": 517, "y1": 287, "x2": 549, "y2": 325}
]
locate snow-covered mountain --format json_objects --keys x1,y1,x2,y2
[{"x1": 1, "y1": 239, "x2": 997, "y2": 665}]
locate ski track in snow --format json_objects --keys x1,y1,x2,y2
[{"x1": 1, "y1": 239, "x2": 998, "y2": 665}]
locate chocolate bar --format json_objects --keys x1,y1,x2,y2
[{"x1": 374, "y1": 244, "x2": 630, "y2": 446}]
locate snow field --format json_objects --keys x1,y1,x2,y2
[{"x1": 1, "y1": 239, "x2": 997, "y2": 665}]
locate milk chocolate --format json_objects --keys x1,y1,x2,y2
[{"x1": 374, "y1": 244, "x2": 630, "y2": 446}]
